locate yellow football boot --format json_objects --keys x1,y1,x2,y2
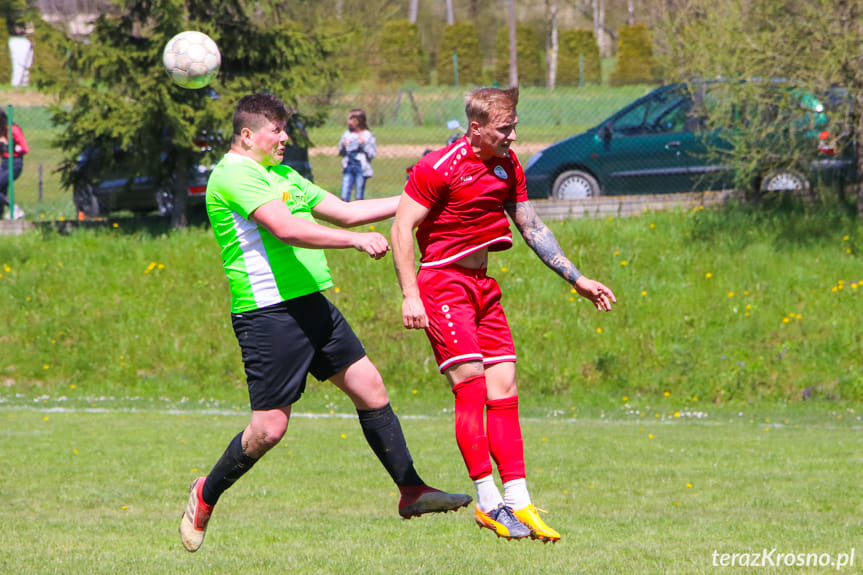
[{"x1": 513, "y1": 504, "x2": 561, "y2": 543}]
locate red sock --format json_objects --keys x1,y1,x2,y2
[
  {"x1": 452, "y1": 375, "x2": 493, "y2": 480},
  {"x1": 486, "y1": 395, "x2": 525, "y2": 483}
]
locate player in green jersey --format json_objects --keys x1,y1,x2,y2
[{"x1": 179, "y1": 92, "x2": 471, "y2": 552}]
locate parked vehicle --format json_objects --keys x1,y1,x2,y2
[
  {"x1": 523, "y1": 82, "x2": 856, "y2": 200},
  {"x1": 73, "y1": 116, "x2": 314, "y2": 218}
]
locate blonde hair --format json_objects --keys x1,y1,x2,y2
[{"x1": 464, "y1": 87, "x2": 519, "y2": 125}]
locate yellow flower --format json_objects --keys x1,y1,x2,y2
[
  {"x1": 686, "y1": 483, "x2": 693, "y2": 488},
  {"x1": 663, "y1": 391, "x2": 670, "y2": 397},
  {"x1": 648, "y1": 434, "x2": 654, "y2": 439},
  {"x1": 728, "y1": 292, "x2": 734, "y2": 297},
  {"x1": 705, "y1": 272, "x2": 712, "y2": 278},
  {"x1": 649, "y1": 223, "x2": 655, "y2": 229},
  {"x1": 783, "y1": 317, "x2": 790, "y2": 323},
  {"x1": 3, "y1": 265, "x2": 9, "y2": 272},
  {"x1": 641, "y1": 290, "x2": 647, "y2": 296},
  {"x1": 843, "y1": 235, "x2": 849, "y2": 241},
  {"x1": 334, "y1": 287, "x2": 341, "y2": 293},
  {"x1": 623, "y1": 396, "x2": 628, "y2": 401},
  {"x1": 620, "y1": 260, "x2": 628, "y2": 266},
  {"x1": 596, "y1": 327, "x2": 603, "y2": 333},
  {"x1": 113, "y1": 222, "x2": 119, "y2": 228}
]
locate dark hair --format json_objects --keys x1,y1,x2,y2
[
  {"x1": 233, "y1": 93, "x2": 289, "y2": 136},
  {"x1": 0, "y1": 109, "x2": 8, "y2": 134},
  {"x1": 348, "y1": 108, "x2": 368, "y2": 131},
  {"x1": 464, "y1": 87, "x2": 519, "y2": 125}
]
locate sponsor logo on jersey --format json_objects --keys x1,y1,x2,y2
[{"x1": 494, "y1": 165, "x2": 508, "y2": 180}]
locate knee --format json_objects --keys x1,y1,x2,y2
[{"x1": 245, "y1": 423, "x2": 287, "y2": 455}]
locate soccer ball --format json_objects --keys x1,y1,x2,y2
[{"x1": 162, "y1": 31, "x2": 221, "y2": 90}]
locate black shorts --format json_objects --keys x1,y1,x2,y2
[{"x1": 231, "y1": 292, "x2": 366, "y2": 411}]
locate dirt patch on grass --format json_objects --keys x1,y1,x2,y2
[{"x1": 309, "y1": 142, "x2": 550, "y2": 159}]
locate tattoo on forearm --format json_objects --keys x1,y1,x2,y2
[{"x1": 510, "y1": 202, "x2": 583, "y2": 284}]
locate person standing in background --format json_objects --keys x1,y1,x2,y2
[
  {"x1": 0, "y1": 108, "x2": 28, "y2": 219},
  {"x1": 338, "y1": 108, "x2": 376, "y2": 201}
]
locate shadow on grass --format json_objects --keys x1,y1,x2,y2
[{"x1": 34, "y1": 210, "x2": 211, "y2": 237}]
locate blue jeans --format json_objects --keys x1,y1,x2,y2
[{"x1": 341, "y1": 163, "x2": 366, "y2": 202}]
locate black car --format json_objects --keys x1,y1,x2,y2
[
  {"x1": 73, "y1": 117, "x2": 314, "y2": 218},
  {"x1": 72, "y1": 144, "x2": 214, "y2": 218}
]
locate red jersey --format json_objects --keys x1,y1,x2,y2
[{"x1": 404, "y1": 136, "x2": 529, "y2": 268}]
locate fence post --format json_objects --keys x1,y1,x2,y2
[
  {"x1": 579, "y1": 54, "x2": 584, "y2": 87},
  {"x1": 452, "y1": 52, "x2": 459, "y2": 87}
]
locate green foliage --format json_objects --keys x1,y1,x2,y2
[
  {"x1": 557, "y1": 29, "x2": 601, "y2": 86},
  {"x1": 378, "y1": 20, "x2": 425, "y2": 87},
  {"x1": 652, "y1": 0, "x2": 863, "y2": 214},
  {"x1": 494, "y1": 25, "x2": 543, "y2": 87},
  {"x1": 609, "y1": 23, "x2": 659, "y2": 86},
  {"x1": 30, "y1": 0, "x2": 341, "y2": 220},
  {"x1": 0, "y1": 17, "x2": 10, "y2": 84},
  {"x1": 435, "y1": 22, "x2": 482, "y2": 87}
]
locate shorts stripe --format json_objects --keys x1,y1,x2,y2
[
  {"x1": 483, "y1": 354, "x2": 517, "y2": 365},
  {"x1": 439, "y1": 352, "x2": 484, "y2": 371}
]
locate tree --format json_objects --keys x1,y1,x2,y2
[
  {"x1": 30, "y1": 0, "x2": 341, "y2": 227},
  {"x1": 652, "y1": 0, "x2": 863, "y2": 215}
]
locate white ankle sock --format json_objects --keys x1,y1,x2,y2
[
  {"x1": 474, "y1": 475, "x2": 504, "y2": 512},
  {"x1": 503, "y1": 478, "x2": 531, "y2": 510}
]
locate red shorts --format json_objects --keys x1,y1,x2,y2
[{"x1": 417, "y1": 265, "x2": 516, "y2": 372}]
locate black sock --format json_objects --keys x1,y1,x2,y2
[
  {"x1": 202, "y1": 431, "x2": 259, "y2": 506},
  {"x1": 357, "y1": 403, "x2": 424, "y2": 487}
]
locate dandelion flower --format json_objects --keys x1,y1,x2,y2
[{"x1": 705, "y1": 272, "x2": 712, "y2": 278}]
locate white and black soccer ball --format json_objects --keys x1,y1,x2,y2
[{"x1": 162, "y1": 31, "x2": 221, "y2": 90}]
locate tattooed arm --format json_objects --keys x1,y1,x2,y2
[{"x1": 506, "y1": 200, "x2": 617, "y2": 311}]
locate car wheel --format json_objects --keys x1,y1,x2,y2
[
  {"x1": 73, "y1": 183, "x2": 101, "y2": 217},
  {"x1": 551, "y1": 170, "x2": 601, "y2": 199},
  {"x1": 156, "y1": 188, "x2": 176, "y2": 217},
  {"x1": 760, "y1": 168, "x2": 814, "y2": 200}
]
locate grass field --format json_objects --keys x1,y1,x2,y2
[{"x1": 1, "y1": 401, "x2": 860, "y2": 574}]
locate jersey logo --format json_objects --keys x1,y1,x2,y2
[
  {"x1": 461, "y1": 175, "x2": 473, "y2": 182},
  {"x1": 282, "y1": 190, "x2": 292, "y2": 202},
  {"x1": 493, "y1": 165, "x2": 508, "y2": 180}
]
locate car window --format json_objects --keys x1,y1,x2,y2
[{"x1": 612, "y1": 90, "x2": 693, "y2": 136}]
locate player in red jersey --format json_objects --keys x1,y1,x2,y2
[{"x1": 391, "y1": 87, "x2": 616, "y2": 542}]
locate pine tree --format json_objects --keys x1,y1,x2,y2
[{"x1": 31, "y1": 0, "x2": 341, "y2": 226}]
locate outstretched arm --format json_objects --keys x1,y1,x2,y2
[
  {"x1": 506, "y1": 199, "x2": 616, "y2": 311},
  {"x1": 313, "y1": 193, "x2": 400, "y2": 228},
  {"x1": 251, "y1": 199, "x2": 391, "y2": 259}
]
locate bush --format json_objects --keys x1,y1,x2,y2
[
  {"x1": 495, "y1": 25, "x2": 543, "y2": 87},
  {"x1": 609, "y1": 23, "x2": 660, "y2": 86},
  {"x1": 557, "y1": 29, "x2": 601, "y2": 86},
  {"x1": 436, "y1": 22, "x2": 483, "y2": 87},
  {"x1": 378, "y1": 20, "x2": 425, "y2": 86},
  {"x1": 0, "y1": 19, "x2": 10, "y2": 84}
]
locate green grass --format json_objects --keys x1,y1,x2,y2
[
  {"x1": 0, "y1": 403, "x2": 860, "y2": 574},
  {"x1": 0, "y1": 206, "x2": 860, "y2": 407}
]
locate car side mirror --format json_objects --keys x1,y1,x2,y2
[{"x1": 599, "y1": 124, "x2": 612, "y2": 141}]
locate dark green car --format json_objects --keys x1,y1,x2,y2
[{"x1": 523, "y1": 82, "x2": 856, "y2": 199}]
